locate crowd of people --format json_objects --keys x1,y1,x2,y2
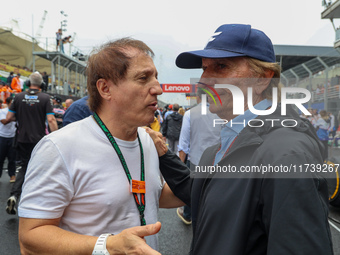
[
  {"x1": 0, "y1": 23, "x2": 336, "y2": 255},
  {"x1": 0, "y1": 72, "x2": 75, "y2": 195},
  {"x1": 0, "y1": 70, "x2": 50, "y2": 102},
  {"x1": 302, "y1": 108, "x2": 340, "y2": 159}
]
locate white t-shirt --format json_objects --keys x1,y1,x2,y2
[
  {"x1": 19, "y1": 116, "x2": 164, "y2": 250},
  {"x1": 0, "y1": 107, "x2": 16, "y2": 138},
  {"x1": 315, "y1": 117, "x2": 329, "y2": 130}
]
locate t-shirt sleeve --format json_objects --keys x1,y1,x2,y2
[
  {"x1": 9, "y1": 98, "x2": 16, "y2": 113},
  {"x1": 18, "y1": 137, "x2": 74, "y2": 219},
  {"x1": 45, "y1": 97, "x2": 54, "y2": 115},
  {"x1": 0, "y1": 109, "x2": 4, "y2": 119}
]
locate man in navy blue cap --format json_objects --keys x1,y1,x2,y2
[{"x1": 147, "y1": 24, "x2": 333, "y2": 254}]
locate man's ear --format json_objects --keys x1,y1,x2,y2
[
  {"x1": 254, "y1": 70, "x2": 274, "y2": 95},
  {"x1": 96, "y1": 79, "x2": 112, "y2": 101}
]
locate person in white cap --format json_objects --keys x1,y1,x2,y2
[{"x1": 147, "y1": 24, "x2": 333, "y2": 255}]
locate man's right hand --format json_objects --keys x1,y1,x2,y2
[{"x1": 107, "y1": 222, "x2": 162, "y2": 254}]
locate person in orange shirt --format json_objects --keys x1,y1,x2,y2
[
  {"x1": 0, "y1": 83, "x2": 12, "y2": 101},
  {"x1": 0, "y1": 84, "x2": 5, "y2": 103},
  {"x1": 4, "y1": 85, "x2": 14, "y2": 101},
  {"x1": 11, "y1": 74, "x2": 22, "y2": 93}
]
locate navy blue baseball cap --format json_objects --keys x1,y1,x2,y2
[{"x1": 176, "y1": 24, "x2": 276, "y2": 69}]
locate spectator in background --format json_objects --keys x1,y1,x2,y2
[
  {"x1": 51, "y1": 95, "x2": 66, "y2": 129},
  {"x1": 328, "y1": 111, "x2": 336, "y2": 142},
  {"x1": 154, "y1": 104, "x2": 163, "y2": 126},
  {"x1": 1, "y1": 84, "x2": 14, "y2": 101},
  {"x1": 11, "y1": 74, "x2": 22, "y2": 93},
  {"x1": 311, "y1": 108, "x2": 320, "y2": 128},
  {"x1": 63, "y1": 96, "x2": 92, "y2": 126},
  {"x1": 0, "y1": 97, "x2": 16, "y2": 183},
  {"x1": 61, "y1": 35, "x2": 73, "y2": 53},
  {"x1": 148, "y1": 115, "x2": 161, "y2": 132},
  {"x1": 42, "y1": 72, "x2": 49, "y2": 92},
  {"x1": 315, "y1": 110, "x2": 330, "y2": 159},
  {"x1": 64, "y1": 98, "x2": 74, "y2": 110},
  {"x1": 56, "y1": 28, "x2": 62, "y2": 51},
  {"x1": 316, "y1": 84, "x2": 321, "y2": 94},
  {"x1": 7, "y1": 72, "x2": 14, "y2": 88},
  {"x1": 178, "y1": 107, "x2": 185, "y2": 116},
  {"x1": 162, "y1": 103, "x2": 183, "y2": 155},
  {"x1": 1, "y1": 72, "x2": 58, "y2": 215},
  {"x1": 147, "y1": 105, "x2": 161, "y2": 132},
  {"x1": 18, "y1": 75, "x2": 24, "y2": 91},
  {"x1": 336, "y1": 111, "x2": 340, "y2": 148},
  {"x1": 163, "y1": 104, "x2": 173, "y2": 120}
]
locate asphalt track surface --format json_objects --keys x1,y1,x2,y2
[{"x1": 1, "y1": 150, "x2": 340, "y2": 255}]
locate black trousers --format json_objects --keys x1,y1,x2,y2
[
  {"x1": 0, "y1": 136, "x2": 16, "y2": 178},
  {"x1": 10, "y1": 142, "x2": 37, "y2": 199}
]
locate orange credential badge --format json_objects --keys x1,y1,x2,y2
[{"x1": 131, "y1": 180, "x2": 146, "y2": 194}]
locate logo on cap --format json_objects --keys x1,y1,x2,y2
[{"x1": 207, "y1": 31, "x2": 222, "y2": 43}]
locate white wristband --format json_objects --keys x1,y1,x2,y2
[{"x1": 92, "y1": 233, "x2": 113, "y2": 255}]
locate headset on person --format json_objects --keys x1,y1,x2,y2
[{"x1": 25, "y1": 79, "x2": 45, "y2": 89}]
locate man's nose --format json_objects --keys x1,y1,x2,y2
[{"x1": 151, "y1": 81, "x2": 163, "y2": 95}]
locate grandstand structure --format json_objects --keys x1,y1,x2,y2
[
  {"x1": 322, "y1": 0, "x2": 340, "y2": 49},
  {"x1": 1, "y1": 20, "x2": 340, "y2": 112},
  {"x1": 318, "y1": 0, "x2": 340, "y2": 113},
  {"x1": 0, "y1": 26, "x2": 86, "y2": 98},
  {"x1": 275, "y1": 44, "x2": 340, "y2": 113}
]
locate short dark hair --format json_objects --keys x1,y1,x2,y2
[
  {"x1": 86, "y1": 37, "x2": 154, "y2": 113},
  {"x1": 173, "y1": 103, "x2": 180, "y2": 111}
]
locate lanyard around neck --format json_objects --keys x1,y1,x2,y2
[{"x1": 93, "y1": 112, "x2": 146, "y2": 226}]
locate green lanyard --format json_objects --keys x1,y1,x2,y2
[{"x1": 93, "y1": 112, "x2": 146, "y2": 226}]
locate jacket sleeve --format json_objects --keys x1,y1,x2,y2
[
  {"x1": 159, "y1": 150, "x2": 192, "y2": 205},
  {"x1": 261, "y1": 153, "x2": 334, "y2": 255}
]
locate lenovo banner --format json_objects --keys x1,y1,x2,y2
[{"x1": 161, "y1": 84, "x2": 193, "y2": 93}]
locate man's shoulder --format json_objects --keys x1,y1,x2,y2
[
  {"x1": 12, "y1": 91, "x2": 26, "y2": 99},
  {"x1": 32, "y1": 92, "x2": 51, "y2": 103},
  {"x1": 65, "y1": 97, "x2": 91, "y2": 114},
  {"x1": 255, "y1": 127, "x2": 320, "y2": 158},
  {"x1": 73, "y1": 96, "x2": 89, "y2": 106},
  {"x1": 49, "y1": 117, "x2": 91, "y2": 138},
  {"x1": 37, "y1": 91, "x2": 51, "y2": 97},
  {"x1": 138, "y1": 127, "x2": 157, "y2": 147}
]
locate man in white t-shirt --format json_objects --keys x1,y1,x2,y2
[
  {"x1": 0, "y1": 97, "x2": 16, "y2": 182},
  {"x1": 18, "y1": 38, "x2": 184, "y2": 255}
]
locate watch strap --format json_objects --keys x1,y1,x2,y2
[{"x1": 92, "y1": 233, "x2": 113, "y2": 255}]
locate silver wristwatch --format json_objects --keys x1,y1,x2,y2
[{"x1": 92, "y1": 233, "x2": 113, "y2": 255}]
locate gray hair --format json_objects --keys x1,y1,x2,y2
[{"x1": 29, "y1": 72, "x2": 43, "y2": 86}]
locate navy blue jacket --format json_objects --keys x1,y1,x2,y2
[{"x1": 160, "y1": 105, "x2": 333, "y2": 255}]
